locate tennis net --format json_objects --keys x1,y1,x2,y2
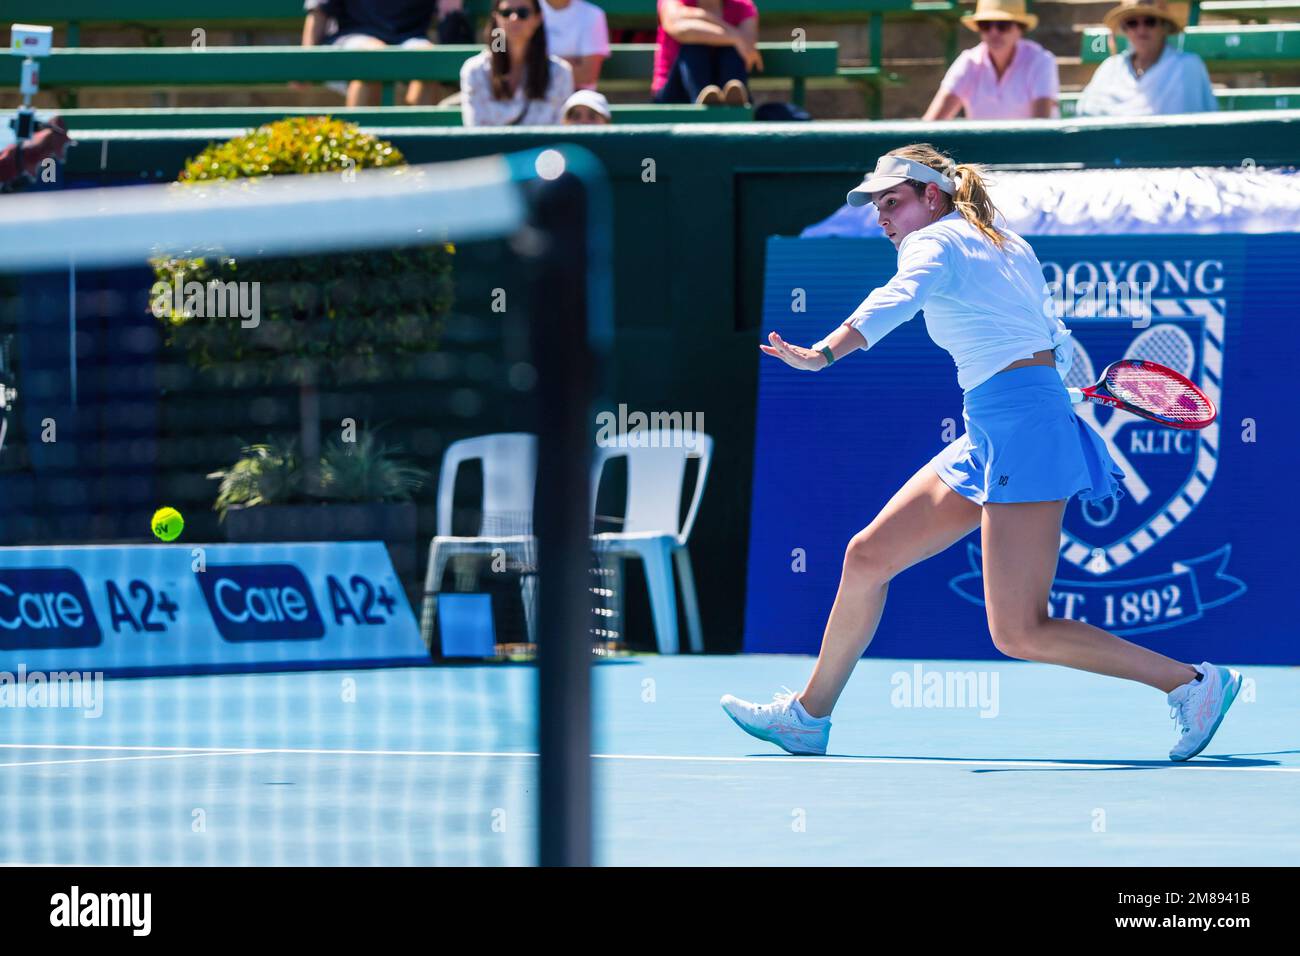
[{"x1": 0, "y1": 134, "x2": 609, "y2": 865}]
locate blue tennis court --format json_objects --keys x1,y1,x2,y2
[{"x1": 2, "y1": 655, "x2": 1294, "y2": 866}]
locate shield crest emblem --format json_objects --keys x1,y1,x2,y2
[{"x1": 1057, "y1": 297, "x2": 1225, "y2": 575}]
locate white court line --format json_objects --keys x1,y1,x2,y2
[
  {"x1": 594, "y1": 753, "x2": 1300, "y2": 774},
  {"x1": 0, "y1": 743, "x2": 530, "y2": 758},
  {"x1": 0, "y1": 862, "x2": 75, "y2": 867},
  {"x1": 0, "y1": 749, "x2": 265, "y2": 770},
  {"x1": 0, "y1": 743, "x2": 1295, "y2": 774}
]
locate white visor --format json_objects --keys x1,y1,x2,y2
[
  {"x1": 563, "y1": 89, "x2": 612, "y2": 120},
  {"x1": 846, "y1": 155, "x2": 957, "y2": 207}
]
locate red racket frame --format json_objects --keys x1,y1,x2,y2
[{"x1": 1077, "y1": 359, "x2": 1217, "y2": 430}]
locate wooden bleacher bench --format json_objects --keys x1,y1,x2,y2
[
  {"x1": 1058, "y1": 85, "x2": 1300, "y2": 115},
  {"x1": 52, "y1": 104, "x2": 754, "y2": 129},
  {"x1": 1080, "y1": 24, "x2": 1300, "y2": 70},
  {"x1": 8, "y1": 0, "x2": 940, "y2": 117},
  {"x1": 585, "y1": 42, "x2": 839, "y2": 106},
  {"x1": 24, "y1": 0, "x2": 925, "y2": 35},
  {"x1": 0, "y1": 42, "x2": 840, "y2": 107},
  {"x1": 12, "y1": 1, "x2": 304, "y2": 46},
  {"x1": 835, "y1": 66, "x2": 904, "y2": 117},
  {"x1": 1195, "y1": 0, "x2": 1300, "y2": 23}
]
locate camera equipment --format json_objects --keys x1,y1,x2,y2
[{"x1": 10, "y1": 24, "x2": 53, "y2": 143}]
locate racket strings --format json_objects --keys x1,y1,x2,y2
[{"x1": 1106, "y1": 364, "x2": 1212, "y2": 423}]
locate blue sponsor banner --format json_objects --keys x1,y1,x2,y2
[
  {"x1": 744, "y1": 232, "x2": 1298, "y2": 664},
  {"x1": 0, "y1": 568, "x2": 101, "y2": 650},
  {"x1": 195, "y1": 564, "x2": 326, "y2": 643},
  {"x1": 0, "y1": 542, "x2": 427, "y2": 675}
]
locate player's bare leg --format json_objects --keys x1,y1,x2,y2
[
  {"x1": 980, "y1": 498, "x2": 1198, "y2": 693},
  {"x1": 798, "y1": 463, "x2": 982, "y2": 717}
]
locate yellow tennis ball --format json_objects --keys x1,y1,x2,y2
[{"x1": 151, "y1": 506, "x2": 184, "y2": 542}]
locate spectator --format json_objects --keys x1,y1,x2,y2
[
  {"x1": 0, "y1": 117, "x2": 71, "y2": 191},
  {"x1": 460, "y1": 0, "x2": 574, "y2": 125},
  {"x1": 1077, "y1": 0, "x2": 1216, "y2": 116},
  {"x1": 541, "y1": 0, "x2": 610, "y2": 90},
  {"x1": 652, "y1": 0, "x2": 761, "y2": 106},
  {"x1": 923, "y1": 0, "x2": 1058, "y2": 120},
  {"x1": 562, "y1": 89, "x2": 613, "y2": 124},
  {"x1": 301, "y1": 0, "x2": 440, "y2": 106},
  {"x1": 612, "y1": 26, "x2": 658, "y2": 44},
  {"x1": 435, "y1": 0, "x2": 475, "y2": 43}
]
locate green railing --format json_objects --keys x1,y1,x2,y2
[
  {"x1": 52, "y1": 104, "x2": 754, "y2": 129},
  {"x1": 1081, "y1": 24, "x2": 1300, "y2": 70},
  {"x1": 0, "y1": 42, "x2": 840, "y2": 107},
  {"x1": 1060, "y1": 86, "x2": 1300, "y2": 115}
]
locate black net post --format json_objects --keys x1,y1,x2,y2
[{"x1": 523, "y1": 169, "x2": 595, "y2": 867}]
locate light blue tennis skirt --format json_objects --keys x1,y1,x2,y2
[{"x1": 929, "y1": 364, "x2": 1127, "y2": 507}]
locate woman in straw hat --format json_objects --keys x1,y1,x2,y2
[
  {"x1": 922, "y1": 0, "x2": 1059, "y2": 120},
  {"x1": 722, "y1": 143, "x2": 1243, "y2": 763},
  {"x1": 1077, "y1": 0, "x2": 1216, "y2": 115}
]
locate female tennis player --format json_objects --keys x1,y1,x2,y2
[{"x1": 722, "y1": 143, "x2": 1242, "y2": 761}]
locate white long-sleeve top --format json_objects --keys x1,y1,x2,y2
[
  {"x1": 842, "y1": 210, "x2": 1073, "y2": 393},
  {"x1": 460, "y1": 50, "x2": 574, "y2": 127}
]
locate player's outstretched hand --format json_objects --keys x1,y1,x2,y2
[{"x1": 760, "y1": 331, "x2": 824, "y2": 370}]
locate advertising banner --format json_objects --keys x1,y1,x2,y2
[
  {"x1": 0, "y1": 541, "x2": 427, "y2": 675},
  {"x1": 745, "y1": 228, "x2": 1297, "y2": 663}
]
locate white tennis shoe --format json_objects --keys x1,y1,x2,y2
[
  {"x1": 720, "y1": 687, "x2": 831, "y2": 755},
  {"x1": 1167, "y1": 661, "x2": 1243, "y2": 761}
]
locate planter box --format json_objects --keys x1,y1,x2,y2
[{"x1": 222, "y1": 501, "x2": 419, "y2": 588}]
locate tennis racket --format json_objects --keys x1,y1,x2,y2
[
  {"x1": 1066, "y1": 337, "x2": 1149, "y2": 505},
  {"x1": 1067, "y1": 359, "x2": 1217, "y2": 430}
]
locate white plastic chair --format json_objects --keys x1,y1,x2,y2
[
  {"x1": 590, "y1": 430, "x2": 712, "y2": 654},
  {"x1": 421, "y1": 433, "x2": 539, "y2": 646}
]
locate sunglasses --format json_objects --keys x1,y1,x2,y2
[
  {"x1": 496, "y1": 5, "x2": 533, "y2": 19},
  {"x1": 977, "y1": 20, "x2": 1017, "y2": 32},
  {"x1": 1122, "y1": 15, "x2": 1160, "y2": 29}
]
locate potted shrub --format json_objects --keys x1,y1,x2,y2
[
  {"x1": 210, "y1": 429, "x2": 429, "y2": 582},
  {"x1": 150, "y1": 116, "x2": 454, "y2": 494}
]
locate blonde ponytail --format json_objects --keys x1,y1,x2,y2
[
  {"x1": 950, "y1": 162, "x2": 1005, "y2": 249},
  {"x1": 886, "y1": 144, "x2": 1006, "y2": 249}
]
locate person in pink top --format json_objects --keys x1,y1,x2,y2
[
  {"x1": 652, "y1": 0, "x2": 761, "y2": 106},
  {"x1": 922, "y1": 0, "x2": 1059, "y2": 120}
]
